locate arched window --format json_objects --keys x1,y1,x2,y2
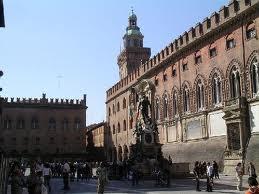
[
  {"x1": 118, "y1": 122, "x2": 121, "y2": 133},
  {"x1": 112, "y1": 125, "x2": 116, "y2": 134},
  {"x1": 163, "y1": 94, "x2": 168, "y2": 119},
  {"x1": 209, "y1": 42, "x2": 217, "y2": 58},
  {"x1": 123, "y1": 98, "x2": 126, "y2": 109},
  {"x1": 172, "y1": 90, "x2": 178, "y2": 116},
  {"x1": 62, "y1": 118, "x2": 69, "y2": 130},
  {"x1": 196, "y1": 80, "x2": 205, "y2": 111},
  {"x1": 3, "y1": 117, "x2": 12, "y2": 129},
  {"x1": 74, "y1": 118, "x2": 81, "y2": 129},
  {"x1": 230, "y1": 66, "x2": 241, "y2": 98},
  {"x1": 246, "y1": 22, "x2": 256, "y2": 40},
  {"x1": 123, "y1": 120, "x2": 126, "y2": 131},
  {"x1": 112, "y1": 104, "x2": 115, "y2": 114},
  {"x1": 226, "y1": 34, "x2": 235, "y2": 49},
  {"x1": 183, "y1": 85, "x2": 190, "y2": 112},
  {"x1": 212, "y1": 73, "x2": 222, "y2": 104},
  {"x1": 31, "y1": 118, "x2": 39, "y2": 129},
  {"x1": 48, "y1": 118, "x2": 56, "y2": 129},
  {"x1": 251, "y1": 57, "x2": 259, "y2": 96},
  {"x1": 155, "y1": 98, "x2": 160, "y2": 120},
  {"x1": 194, "y1": 50, "x2": 202, "y2": 64},
  {"x1": 108, "y1": 107, "x2": 111, "y2": 116},
  {"x1": 16, "y1": 118, "x2": 25, "y2": 129},
  {"x1": 117, "y1": 102, "x2": 120, "y2": 112}
]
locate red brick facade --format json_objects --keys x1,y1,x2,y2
[
  {"x1": 0, "y1": 93, "x2": 87, "y2": 156},
  {"x1": 106, "y1": 0, "x2": 259, "y2": 169}
]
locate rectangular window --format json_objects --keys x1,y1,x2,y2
[
  {"x1": 183, "y1": 64, "x2": 188, "y2": 71},
  {"x1": 195, "y1": 56, "x2": 202, "y2": 64},
  {"x1": 172, "y1": 69, "x2": 177, "y2": 77},
  {"x1": 226, "y1": 39, "x2": 235, "y2": 49},
  {"x1": 209, "y1": 48, "x2": 217, "y2": 58}
]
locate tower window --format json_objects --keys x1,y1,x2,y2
[
  {"x1": 246, "y1": 22, "x2": 256, "y2": 40},
  {"x1": 209, "y1": 47, "x2": 217, "y2": 58},
  {"x1": 183, "y1": 63, "x2": 188, "y2": 71}
]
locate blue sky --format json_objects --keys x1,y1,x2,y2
[{"x1": 0, "y1": 0, "x2": 228, "y2": 125}]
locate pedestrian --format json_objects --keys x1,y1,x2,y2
[
  {"x1": 63, "y1": 161, "x2": 70, "y2": 190},
  {"x1": 212, "y1": 161, "x2": 219, "y2": 179},
  {"x1": 235, "y1": 162, "x2": 243, "y2": 191},
  {"x1": 96, "y1": 162, "x2": 108, "y2": 194},
  {"x1": 11, "y1": 168, "x2": 24, "y2": 194},
  {"x1": 245, "y1": 177, "x2": 259, "y2": 194},
  {"x1": 206, "y1": 162, "x2": 213, "y2": 192},
  {"x1": 193, "y1": 161, "x2": 201, "y2": 191},
  {"x1": 43, "y1": 162, "x2": 52, "y2": 192},
  {"x1": 248, "y1": 162, "x2": 257, "y2": 178},
  {"x1": 27, "y1": 168, "x2": 43, "y2": 194},
  {"x1": 132, "y1": 167, "x2": 139, "y2": 186}
]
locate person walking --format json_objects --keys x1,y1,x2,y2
[
  {"x1": 212, "y1": 161, "x2": 219, "y2": 179},
  {"x1": 43, "y1": 163, "x2": 52, "y2": 192},
  {"x1": 193, "y1": 161, "x2": 201, "y2": 192},
  {"x1": 11, "y1": 168, "x2": 24, "y2": 194},
  {"x1": 96, "y1": 162, "x2": 108, "y2": 194},
  {"x1": 245, "y1": 177, "x2": 259, "y2": 194},
  {"x1": 206, "y1": 162, "x2": 213, "y2": 192},
  {"x1": 63, "y1": 161, "x2": 70, "y2": 190},
  {"x1": 248, "y1": 162, "x2": 257, "y2": 178},
  {"x1": 235, "y1": 162, "x2": 243, "y2": 191}
]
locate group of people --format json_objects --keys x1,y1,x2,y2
[
  {"x1": 193, "y1": 161, "x2": 219, "y2": 192},
  {"x1": 236, "y1": 161, "x2": 258, "y2": 193},
  {"x1": 10, "y1": 161, "x2": 51, "y2": 194}
]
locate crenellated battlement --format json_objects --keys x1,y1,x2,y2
[
  {"x1": 3, "y1": 93, "x2": 87, "y2": 106},
  {"x1": 106, "y1": 0, "x2": 259, "y2": 101}
]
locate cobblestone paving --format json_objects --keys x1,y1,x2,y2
[{"x1": 8, "y1": 175, "x2": 249, "y2": 194}]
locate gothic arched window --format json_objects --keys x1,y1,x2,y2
[
  {"x1": 123, "y1": 98, "x2": 126, "y2": 109},
  {"x1": 123, "y1": 120, "x2": 126, "y2": 131},
  {"x1": 118, "y1": 122, "x2": 121, "y2": 133},
  {"x1": 31, "y1": 117, "x2": 39, "y2": 129},
  {"x1": 74, "y1": 118, "x2": 81, "y2": 129},
  {"x1": 172, "y1": 90, "x2": 178, "y2": 116},
  {"x1": 183, "y1": 85, "x2": 190, "y2": 113},
  {"x1": 3, "y1": 117, "x2": 12, "y2": 129},
  {"x1": 163, "y1": 94, "x2": 168, "y2": 119},
  {"x1": 251, "y1": 57, "x2": 259, "y2": 96},
  {"x1": 196, "y1": 80, "x2": 205, "y2": 111},
  {"x1": 117, "y1": 102, "x2": 120, "y2": 112},
  {"x1": 112, "y1": 104, "x2": 115, "y2": 114},
  {"x1": 230, "y1": 66, "x2": 241, "y2": 98},
  {"x1": 62, "y1": 118, "x2": 69, "y2": 130},
  {"x1": 48, "y1": 118, "x2": 56, "y2": 129},
  {"x1": 155, "y1": 98, "x2": 160, "y2": 120},
  {"x1": 16, "y1": 118, "x2": 25, "y2": 129},
  {"x1": 212, "y1": 73, "x2": 222, "y2": 104}
]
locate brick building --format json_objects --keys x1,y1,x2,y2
[
  {"x1": 106, "y1": 0, "x2": 259, "y2": 174},
  {"x1": 0, "y1": 93, "x2": 87, "y2": 156}
]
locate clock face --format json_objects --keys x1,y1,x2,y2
[{"x1": 145, "y1": 133, "x2": 152, "y2": 144}]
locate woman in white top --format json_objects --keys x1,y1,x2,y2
[{"x1": 43, "y1": 163, "x2": 52, "y2": 192}]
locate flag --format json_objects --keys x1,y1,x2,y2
[{"x1": 0, "y1": 0, "x2": 5, "y2": 27}]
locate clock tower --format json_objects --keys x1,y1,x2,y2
[{"x1": 118, "y1": 10, "x2": 151, "y2": 79}]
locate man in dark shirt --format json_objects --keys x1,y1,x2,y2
[{"x1": 193, "y1": 161, "x2": 201, "y2": 191}]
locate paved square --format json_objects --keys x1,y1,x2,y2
[{"x1": 8, "y1": 175, "x2": 250, "y2": 194}]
